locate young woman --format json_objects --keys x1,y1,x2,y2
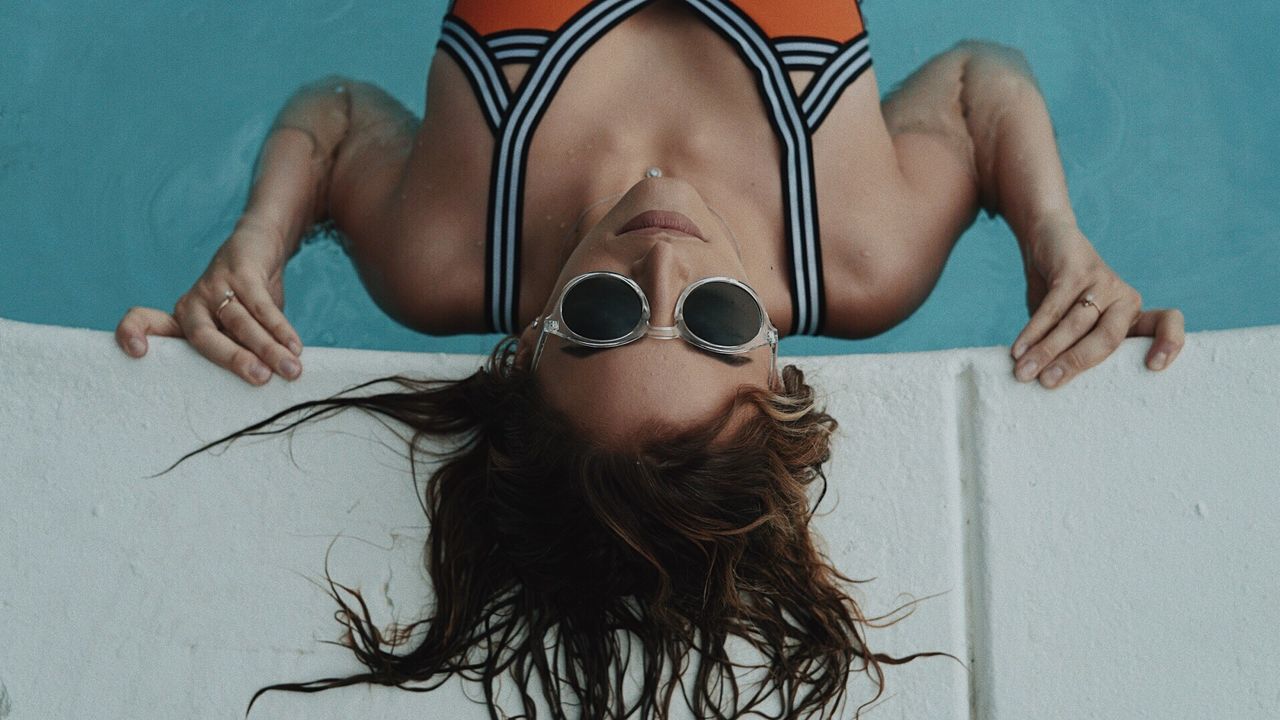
[{"x1": 116, "y1": 1, "x2": 1184, "y2": 716}]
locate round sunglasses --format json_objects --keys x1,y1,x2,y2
[{"x1": 530, "y1": 272, "x2": 779, "y2": 379}]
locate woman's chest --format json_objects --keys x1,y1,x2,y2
[{"x1": 412, "y1": 0, "x2": 888, "y2": 329}]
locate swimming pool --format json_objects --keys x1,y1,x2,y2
[{"x1": 2, "y1": 1, "x2": 1276, "y2": 355}]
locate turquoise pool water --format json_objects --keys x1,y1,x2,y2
[{"x1": 2, "y1": 1, "x2": 1276, "y2": 355}]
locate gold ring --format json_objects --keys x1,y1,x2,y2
[
  {"x1": 215, "y1": 289, "x2": 237, "y2": 321},
  {"x1": 1079, "y1": 293, "x2": 1100, "y2": 313}
]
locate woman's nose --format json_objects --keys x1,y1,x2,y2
[{"x1": 631, "y1": 240, "x2": 691, "y2": 325}]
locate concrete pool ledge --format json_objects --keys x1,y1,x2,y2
[{"x1": 2, "y1": 316, "x2": 1278, "y2": 719}]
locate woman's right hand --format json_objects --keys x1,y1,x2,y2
[{"x1": 115, "y1": 219, "x2": 304, "y2": 385}]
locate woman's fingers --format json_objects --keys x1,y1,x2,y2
[
  {"x1": 1010, "y1": 277, "x2": 1088, "y2": 361},
  {"x1": 1027, "y1": 296, "x2": 1137, "y2": 389},
  {"x1": 173, "y1": 294, "x2": 276, "y2": 385},
  {"x1": 238, "y1": 282, "x2": 303, "y2": 357},
  {"x1": 1129, "y1": 308, "x2": 1186, "y2": 371},
  {"x1": 184, "y1": 312, "x2": 276, "y2": 386},
  {"x1": 216, "y1": 296, "x2": 302, "y2": 380},
  {"x1": 1014, "y1": 286, "x2": 1142, "y2": 388},
  {"x1": 1012, "y1": 295, "x2": 1183, "y2": 389},
  {"x1": 116, "y1": 306, "x2": 183, "y2": 357},
  {"x1": 1013, "y1": 288, "x2": 1105, "y2": 384},
  {"x1": 166, "y1": 280, "x2": 303, "y2": 385}
]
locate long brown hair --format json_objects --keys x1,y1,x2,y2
[{"x1": 172, "y1": 337, "x2": 955, "y2": 718}]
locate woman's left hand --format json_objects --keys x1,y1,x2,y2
[{"x1": 1009, "y1": 214, "x2": 1185, "y2": 389}]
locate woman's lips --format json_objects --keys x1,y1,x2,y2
[{"x1": 618, "y1": 210, "x2": 705, "y2": 240}]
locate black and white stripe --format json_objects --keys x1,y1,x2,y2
[
  {"x1": 685, "y1": 0, "x2": 824, "y2": 336},
  {"x1": 776, "y1": 37, "x2": 839, "y2": 70},
  {"x1": 488, "y1": 0, "x2": 651, "y2": 333},
  {"x1": 439, "y1": 18, "x2": 510, "y2": 133},
  {"x1": 799, "y1": 33, "x2": 871, "y2": 132},
  {"x1": 487, "y1": 30, "x2": 551, "y2": 62}
]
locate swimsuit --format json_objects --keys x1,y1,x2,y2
[{"x1": 439, "y1": 0, "x2": 871, "y2": 336}]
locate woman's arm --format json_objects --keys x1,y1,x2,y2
[
  {"x1": 239, "y1": 77, "x2": 416, "y2": 266},
  {"x1": 116, "y1": 77, "x2": 423, "y2": 384},
  {"x1": 876, "y1": 41, "x2": 1184, "y2": 388}
]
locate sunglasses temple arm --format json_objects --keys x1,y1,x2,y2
[
  {"x1": 531, "y1": 321, "x2": 551, "y2": 372},
  {"x1": 769, "y1": 334, "x2": 779, "y2": 387}
]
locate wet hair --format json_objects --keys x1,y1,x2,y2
[{"x1": 174, "y1": 337, "x2": 954, "y2": 719}]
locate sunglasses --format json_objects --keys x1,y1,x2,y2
[{"x1": 530, "y1": 272, "x2": 779, "y2": 380}]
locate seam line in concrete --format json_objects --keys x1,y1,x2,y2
[{"x1": 957, "y1": 363, "x2": 991, "y2": 720}]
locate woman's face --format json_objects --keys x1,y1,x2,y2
[{"x1": 518, "y1": 177, "x2": 775, "y2": 443}]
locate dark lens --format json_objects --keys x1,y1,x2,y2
[
  {"x1": 561, "y1": 275, "x2": 644, "y2": 341},
  {"x1": 683, "y1": 281, "x2": 761, "y2": 347}
]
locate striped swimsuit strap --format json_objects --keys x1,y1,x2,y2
[{"x1": 438, "y1": 0, "x2": 871, "y2": 336}]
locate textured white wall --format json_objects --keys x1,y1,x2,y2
[{"x1": 1, "y1": 317, "x2": 1277, "y2": 719}]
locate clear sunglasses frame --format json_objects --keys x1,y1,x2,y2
[{"x1": 530, "y1": 272, "x2": 779, "y2": 382}]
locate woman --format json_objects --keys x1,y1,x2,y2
[{"x1": 117, "y1": 0, "x2": 1184, "y2": 717}]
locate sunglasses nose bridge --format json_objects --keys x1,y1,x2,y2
[{"x1": 643, "y1": 325, "x2": 681, "y2": 340}]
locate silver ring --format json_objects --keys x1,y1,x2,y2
[{"x1": 215, "y1": 289, "x2": 237, "y2": 321}]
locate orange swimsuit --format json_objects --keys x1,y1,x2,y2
[{"x1": 439, "y1": 0, "x2": 871, "y2": 335}]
